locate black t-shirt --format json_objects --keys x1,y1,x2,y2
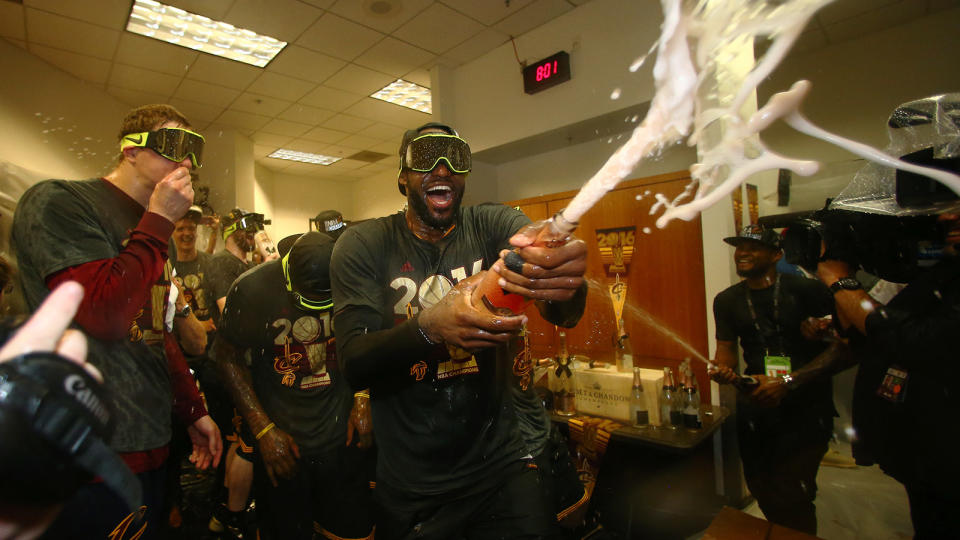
[
  {"x1": 713, "y1": 273, "x2": 835, "y2": 422},
  {"x1": 218, "y1": 260, "x2": 352, "y2": 455},
  {"x1": 12, "y1": 178, "x2": 173, "y2": 452},
  {"x1": 172, "y1": 252, "x2": 214, "y2": 323},
  {"x1": 854, "y1": 257, "x2": 960, "y2": 486},
  {"x1": 331, "y1": 204, "x2": 532, "y2": 496},
  {"x1": 206, "y1": 250, "x2": 251, "y2": 323}
]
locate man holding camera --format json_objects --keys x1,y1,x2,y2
[
  {"x1": 815, "y1": 211, "x2": 959, "y2": 538},
  {"x1": 710, "y1": 225, "x2": 837, "y2": 535}
]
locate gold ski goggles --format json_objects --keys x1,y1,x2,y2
[
  {"x1": 281, "y1": 251, "x2": 333, "y2": 312},
  {"x1": 120, "y1": 127, "x2": 205, "y2": 168},
  {"x1": 402, "y1": 133, "x2": 471, "y2": 174}
]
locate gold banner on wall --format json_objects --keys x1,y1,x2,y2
[
  {"x1": 608, "y1": 278, "x2": 627, "y2": 330},
  {"x1": 596, "y1": 226, "x2": 636, "y2": 277},
  {"x1": 746, "y1": 183, "x2": 759, "y2": 225},
  {"x1": 731, "y1": 185, "x2": 744, "y2": 231}
]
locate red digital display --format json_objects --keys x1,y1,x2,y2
[{"x1": 523, "y1": 51, "x2": 571, "y2": 95}]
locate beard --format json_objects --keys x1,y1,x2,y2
[
  {"x1": 408, "y1": 185, "x2": 463, "y2": 230},
  {"x1": 735, "y1": 264, "x2": 769, "y2": 279}
]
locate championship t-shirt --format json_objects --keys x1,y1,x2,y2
[
  {"x1": 713, "y1": 273, "x2": 836, "y2": 423},
  {"x1": 172, "y1": 251, "x2": 214, "y2": 323},
  {"x1": 13, "y1": 178, "x2": 173, "y2": 452},
  {"x1": 331, "y1": 204, "x2": 533, "y2": 496},
  {"x1": 218, "y1": 260, "x2": 351, "y2": 455}
]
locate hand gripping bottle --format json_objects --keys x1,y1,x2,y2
[{"x1": 471, "y1": 212, "x2": 577, "y2": 316}]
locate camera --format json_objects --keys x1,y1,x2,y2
[
  {"x1": 776, "y1": 147, "x2": 957, "y2": 283},
  {"x1": 237, "y1": 212, "x2": 271, "y2": 232}
]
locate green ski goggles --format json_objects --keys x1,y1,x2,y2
[
  {"x1": 402, "y1": 133, "x2": 471, "y2": 174},
  {"x1": 120, "y1": 127, "x2": 205, "y2": 168},
  {"x1": 281, "y1": 251, "x2": 333, "y2": 312}
]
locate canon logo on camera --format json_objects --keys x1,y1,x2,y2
[{"x1": 64, "y1": 374, "x2": 110, "y2": 426}]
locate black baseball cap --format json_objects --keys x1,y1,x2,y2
[
  {"x1": 398, "y1": 122, "x2": 459, "y2": 196},
  {"x1": 283, "y1": 232, "x2": 335, "y2": 311},
  {"x1": 314, "y1": 210, "x2": 347, "y2": 240},
  {"x1": 723, "y1": 225, "x2": 782, "y2": 250}
]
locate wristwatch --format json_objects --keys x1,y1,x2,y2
[
  {"x1": 174, "y1": 304, "x2": 192, "y2": 318},
  {"x1": 828, "y1": 277, "x2": 862, "y2": 294}
]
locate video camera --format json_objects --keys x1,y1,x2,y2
[
  {"x1": 236, "y1": 212, "x2": 271, "y2": 232},
  {"x1": 776, "y1": 94, "x2": 960, "y2": 283}
]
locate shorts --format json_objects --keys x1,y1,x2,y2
[
  {"x1": 374, "y1": 459, "x2": 556, "y2": 540},
  {"x1": 253, "y1": 445, "x2": 373, "y2": 540},
  {"x1": 228, "y1": 411, "x2": 256, "y2": 463},
  {"x1": 533, "y1": 426, "x2": 588, "y2": 526}
]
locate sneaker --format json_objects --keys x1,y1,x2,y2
[
  {"x1": 208, "y1": 505, "x2": 245, "y2": 539},
  {"x1": 821, "y1": 448, "x2": 857, "y2": 468}
]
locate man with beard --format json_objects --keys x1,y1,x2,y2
[
  {"x1": 709, "y1": 225, "x2": 837, "y2": 535},
  {"x1": 331, "y1": 122, "x2": 588, "y2": 540}
]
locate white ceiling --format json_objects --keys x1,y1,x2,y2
[{"x1": 0, "y1": 0, "x2": 955, "y2": 181}]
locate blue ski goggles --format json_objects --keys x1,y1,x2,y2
[
  {"x1": 402, "y1": 133, "x2": 471, "y2": 174},
  {"x1": 120, "y1": 127, "x2": 205, "y2": 168}
]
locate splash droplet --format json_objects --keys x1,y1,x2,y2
[{"x1": 610, "y1": 88, "x2": 622, "y2": 100}]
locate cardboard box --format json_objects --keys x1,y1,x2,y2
[{"x1": 547, "y1": 360, "x2": 663, "y2": 424}]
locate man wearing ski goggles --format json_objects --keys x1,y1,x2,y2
[
  {"x1": 399, "y1": 132, "x2": 472, "y2": 175},
  {"x1": 120, "y1": 127, "x2": 205, "y2": 169}
]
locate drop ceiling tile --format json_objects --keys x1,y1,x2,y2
[
  {"x1": 324, "y1": 64, "x2": 396, "y2": 95},
  {"x1": 789, "y1": 27, "x2": 829, "y2": 56},
  {"x1": 257, "y1": 158, "x2": 293, "y2": 172},
  {"x1": 443, "y1": 27, "x2": 510, "y2": 64},
  {"x1": 392, "y1": 3, "x2": 483, "y2": 54},
  {"x1": 108, "y1": 86, "x2": 174, "y2": 108},
  {"x1": 344, "y1": 97, "x2": 431, "y2": 128},
  {"x1": 223, "y1": 0, "x2": 323, "y2": 42},
  {"x1": 29, "y1": 43, "x2": 112, "y2": 84},
  {"x1": 186, "y1": 54, "x2": 262, "y2": 90},
  {"x1": 247, "y1": 72, "x2": 316, "y2": 103},
  {"x1": 368, "y1": 140, "x2": 398, "y2": 154},
  {"x1": 353, "y1": 37, "x2": 435, "y2": 78},
  {"x1": 6, "y1": 38, "x2": 28, "y2": 50},
  {"x1": 230, "y1": 92, "x2": 292, "y2": 117},
  {"x1": 357, "y1": 122, "x2": 406, "y2": 141},
  {"x1": 250, "y1": 131, "x2": 294, "y2": 147},
  {"x1": 339, "y1": 134, "x2": 381, "y2": 150},
  {"x1": 213, "y1": 109, "x2": 272, "y2": 131},
  {"x1": 403, "y1": 68, "x2": 431, "y2": 87},
  {"x1": 441, "y1": 0, "x2": 535, "y2": 25},
  {"x1": 24, "y1": 0, "x2": 131, "y2": 29},
  {"x1": 163, "y1": 0, "x2": 234, "y2": 20},
  {"x1": 266, "y1": 45, "x2": 346, "y2": 84},
  {"x1": 297, "y1": 0, "x2": 335, "y2": 9},
  {"x1": 297, "y1": 13, "x2": 384, "y2": 61},
  {"x1": 174, "y1": 79, "x2": 242, "y2": 107},
  {"x1": 283, "y1": 138, "x2": 331, "y2": 153},
  {"x1": 325, "y1": 156, "x2": 367, "y2": 169},
  {"x1": 823, "y1": 1, "x2": 924, "y2": 43},
  {"x1": 301, "y1": 126, "x2": 350, "y2": 144},
  {"x1": 26, "y1": 9, "x2": 120, "y2": 60},
  {"x1": 253, "y1": 144, "x2": 276, "y2": 158},
  {"x1": 299, "y1": 85, "x2": 364, "y2": 110},
  {"x1": 0, "y1": 2, "x2": 25, "y2": 40},
  {"x1": 282, "y1": 161, "x2": 337, "y2": 175},
  {"x1": 168, "y1": 98, "x2": 224, "y2": 123},
  {"x1": 495, "y1": 0, "x2": 573, "y2": 38},
  {"x1": 327, "y1": 0, "x2": 431, "y2": 33},
  {"x1": 816, "y1": 0, "x2": 901, "y2": 25},
  {"x1": 277, "y1": 103, "x2": 336, "y2": 125},
  {"x1": 114, "y1": 33, "x2": 198, "y2": 77},
  {"x1": 261, "y1": 118, "x2": 313, "y2": 137},
  {"x1": 109, "y1": 63, "x2": 182, "y2": 95},
  {"x1": 322, "y1": 114, "x2": 374, "y2": 132}
]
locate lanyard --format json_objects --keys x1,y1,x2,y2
[{"x1": 745, "y1": 274, "x2": 784, "y2": 355}]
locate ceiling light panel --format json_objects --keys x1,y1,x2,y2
[
  {"x1": 268, "y1": 148, "x2": 341, "y2": 165},
  {"x1": 370, "y1": 79, "x2": 432, "y2": 114},
  {"x1": 126, "y1": 0, "x2": 287, "y2": 68}
]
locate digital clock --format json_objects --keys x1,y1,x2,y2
[{"x1": 522, "y1": 51, "x2": 571, "y2": 95}]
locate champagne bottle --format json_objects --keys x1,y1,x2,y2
[
  {"x1": 682, "y1": 372, "x2": 702, "y2": 429},
  {"x1": 472, "y1": 212, "x2": 577, "y2": 316},
  {"x1": 630, "y1": 366, "x2": 649, "y2": 428},
  {"x1": 554, "y1": 331, "x2": 576, "y2": 416},
  {"x1": 615, "y1": 319, "x2": 634, "y2": 372},
  {"x1": 660, "y1": 367, "x2": 680, "y2": 429}
]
